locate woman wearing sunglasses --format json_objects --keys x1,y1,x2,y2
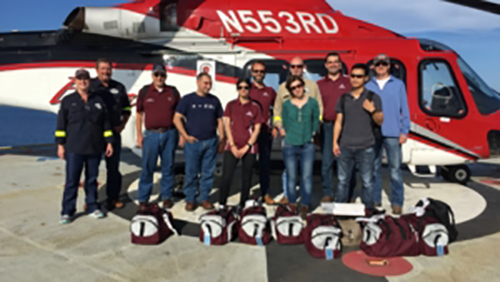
[
  {"x1": 219, "y1": 78, "x2": 264, "y2": 209},
  {"x1": 282, "y1": 76, "x2": 320, "y2": 219}
]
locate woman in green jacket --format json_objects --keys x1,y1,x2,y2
[{"x1": 282, "y1": 75, "x2": 320, "y2": 218}]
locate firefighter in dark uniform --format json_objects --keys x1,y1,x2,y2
[
  {"x1": 56, "y1": 68, "x2": 114, "y2": 224},
  {"x1": 90, "y1": 59, "x2": 131, "y2": 210}
]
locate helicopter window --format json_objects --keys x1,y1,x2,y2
[
  {"x1": 160, "y1": 0, "x2": 179, "y2": 32},
  {"x1": 243, "y1": 59, "x2": 290, "y2": 92},
  {"x1": 419, "y1": 59, "x2": 467, "y2": 118},
  {"x1": 457, "y1": 57, "x2": 500, "y2": 115},
  {"x1": 303, "y1": 59, "x2": 348, "y2": 83},
  {"x1": 367, "y1": 58, "x2": 407, "y2": 84}
]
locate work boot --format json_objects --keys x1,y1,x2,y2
[
  {"x1": 264, "y1": 194, "x2": 275, "y2": 205},
  {"x1": 107, "y1": 200, "x2": 124, "y2": 210},
  {"x1": 278, "y1": 196, "x2": 289, "y2": 204},
  {"x1": 185, "y1": 203, "x2": 196, "y2": 212},
  {"x1": 320, "y1": 196, "x2": 334, "y2": 203},
  {"x1": 392, "y1": 206, "x2": 402, "y2": 215},
  {"x1": 202, "y1": 200, "x2": 214, "y2": 210},
  {"x1": 162, "y1": 199, "x2": 174, "y2": 209},
  {"x1": 300, "y1": 206, "x2": 309, "y2": 220}
]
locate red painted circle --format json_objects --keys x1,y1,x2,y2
[{"x1": 342, "y1": 250, "x2": 413, "y2": 277}]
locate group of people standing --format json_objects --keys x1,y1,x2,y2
[{"x1": 55, "y1": 52, "x2": 410, "y2": 224}]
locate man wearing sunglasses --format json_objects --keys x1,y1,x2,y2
[
  {"x1": 89, "y1": 58, "x2": 131, "y2": 210},
  {"x1": 317, "y1": 52, "x2": 352, "y2": 203},
  {"x1": 249, "y1": 61, "x2": 277, "y2": 205},
  {"x1": 333, "y1": 64, "x2": 383, "y2": 209},
  {"x1": 273, "y1": 57, "x2": 323, "y2": 203},
  {"x1": 365, "y1": 54, "x2": 410, "y2": 215},
  {"x1": 136, "y1": 63, "x2": 181, "y2": 210}
]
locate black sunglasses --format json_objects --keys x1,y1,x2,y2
[
  {"x1": 290, "y1": 64, "x2": 304, "y2": 69},
  {"x1": 154, "y1": 72, "x2": 166, "y2": 78},
  {"x1": 252, "y1": 69, "x2": 265, "y2": 74},
  {"x1": 350, "y1": 74, "x2": 365, "y2": 79},
  {"x1": 237, "y1": 86, "x2": 250, "y2": 90},
  {"x1": 290, "y1": 84, "x2": 304, "y2": 91},
  {"x1": 375, "y1": 62, "x2": 389, "y2": 67}
]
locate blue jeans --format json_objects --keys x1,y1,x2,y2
[
  {"x1": 321, "y1": 122, "x2": 335, "y2": 197},
  {"x1": 105, "y1": 131, "x2": 122, "y2": 202},
  {"x1": 62, "y1": 153, "x2": 102, "y2": 215},
  {"x1": 373, "y1": 137, "x2": 404, "y2": 207},
  {"x1": 257, "y1": 130, "x2": 272, "y2": 196},
  {"x1": 183, "y1": 137, "x2": 218, "y2": 203},
  {"x1": 138, "y1": 129, "x2": 179, "y2": 203},
  {"x1": 283, "y1": 142, "x2": 315, "y2": 206},
  {"x1": 336, "y1": 146, "x2": 375, "y2": 208}
]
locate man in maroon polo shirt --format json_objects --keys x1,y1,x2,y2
[
  {"x1": 135, "y1": 63, "x2": 180, "y2": 209},
  {"x1": 219, "y1": 78, "x2": 263, "y2": 208},
  {"x1": 317, "y1": 52, "x2": 351, "y2": 203},
  {"x1": 248, "y1": 61, "x2": 277, "y2": 205}
]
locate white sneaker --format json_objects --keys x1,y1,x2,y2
[
  {"x1": 88, "y1": 209, "x2": 105, "y2": 219},
  {"x1": 60, "y1": 214, "x2": 72, "y2": 224}
]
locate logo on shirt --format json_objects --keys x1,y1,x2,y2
[
  {"x1": 246, "y1": 111, "x2": 254, "y2": 117},
  {"x1": 339, "y1": 84, "x2": 346, "y2": 89},
  {"x1": 192, "y1": 104, "x2": 215, "y2": 110},
  {"x1": 95, "y1": 103, "x2": 102, "y2": 110},
  {"x1": 146, "y1": 98, "x2": 155, "y2": 103},
  {"x1": 167, "y1": 96, "x2": 172, "y2": 101},
  {"x1": 110, "y1": 88, "x2": 119, "y2": 95},
  {"x1": 263, "y1": 92, "x2": 269, "y2": 97}
]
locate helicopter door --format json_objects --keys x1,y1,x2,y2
[{"x1": 415, "y1": 58, "x2": 477, "y2": 164}]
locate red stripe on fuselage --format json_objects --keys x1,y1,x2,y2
[
  {"x1": 0, "y1": 61, "x2": 238, "y2": 83},
  {"x1": 408, "y1": 132, "x2": 476, "y2": 160}
]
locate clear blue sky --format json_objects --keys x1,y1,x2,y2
[{"x1": 0, "y1": 0, "x2": 498, "y2": 91}]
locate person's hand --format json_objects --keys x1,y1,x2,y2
[
  {"x1": 185, "y1": 136, "x2": 198, "y2": 144},
  {"x1": 363, "y1": 99, "x2": 375, "y2": 113},
  {"x1": 114, "y1": 125, "x2": 124, "y2": 133},
  {"x1": 230, "y1": 145, "x2": 240, "y2": 158},
  {"x1": 178, "y1": 135, "x2": 185, "y2": 148},
  {"x1": 279, "y1": 128, "x2": 286, "y2": 137},
  {"x1": 57, "y1": 145, "x2": 65, "y2": 160},
  {"x1": 400, "y1": 134, "x2": 408, "y2": 144},
  {"x1": 238, "y1": 145, "x2": 250, "y2": 157},
  {"x1": 105, "y1": 143, "x2": 113, "y2": 157},
  {"x1": 271, "y1": 127, "x2": 278, "y2": 139},
  {"x1": 136, "y1": 134, "x2": 144, "y2": 148},
  {"x1": 333, "y1": 143, "x2": 341, "y2": 157}
]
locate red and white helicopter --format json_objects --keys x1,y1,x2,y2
[{"x1": 0, "y1": 0, "x2": 499, "y2": 184}]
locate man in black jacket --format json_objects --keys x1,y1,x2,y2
[{"x1": 56, "y1": 69, "x2": 114, "y2": 224}]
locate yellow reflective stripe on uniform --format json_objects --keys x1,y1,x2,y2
[
  {"x1": 123, "y1": 107, "x2": 131, "y2": 111},
  {"x1": 273, "y1": 116, "x2": 282, "y2": 122},
  {"x1": 55, "y1": 130, "x2": 66, "y2": 137},
  {"x1": 319, "y1": 115, "x2": 323, "y2": 121},
  {"x1": 104, "y1": 130, "x2": 113, "y2": 137}
]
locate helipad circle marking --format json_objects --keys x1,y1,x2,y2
[{"x1": 342, "y1": 250, "x2": 413, "y2": 277}]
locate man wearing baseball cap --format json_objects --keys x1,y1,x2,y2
[
  {"x1": 55, "y1": 68, "x2": 114, "y2": 224},
  {"x1": 366, "y1": 54, "x2": 410, "y2": 215},
  {"x1": 136, "y1": 63, "x2": 181, "y2": 210}
]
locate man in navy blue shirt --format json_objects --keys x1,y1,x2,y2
[
  {"x1": 366, "y1": 54, "x2": 410, "y2": 215},
  {"x1": 173, "y1": 73, "x2": 224, "y2": 211}
]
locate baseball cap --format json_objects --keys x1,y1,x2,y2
[
  {"x1": 153, "y1": 63, "x2": 166, "y2": 74},
  {"x1": 75, "y1": 68, "x2": 90, "y2": 79},
  {"x1": 373, "y1": 54, "x2": 390, "y2": 65}
]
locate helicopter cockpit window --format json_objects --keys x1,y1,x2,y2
[
  {"x1": 243, "y1": 59, "x2": 290, "y2": 92},
  {"x1": 419, "y1": 59, "x2": 467, "y2": 118},
  {"x1": 160, "y1": 0, "x2": 179, "y2": 32},
  {"x1": 367, "y1": 58, "x2": 407, "y2": 84},
  {"x1": 303, "y1": 59, "x2": 348, "y2": 83},
  {"x1": 457, "y1": 57, "x2": 500, "y2": 115}
]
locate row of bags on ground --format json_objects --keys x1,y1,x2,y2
[{"x1": 130, "y1": 198, "x2": 458, "y2": 260}]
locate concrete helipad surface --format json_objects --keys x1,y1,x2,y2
[{"x1": 1, "y1": 146, "x2": 500, "y2": 282}]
